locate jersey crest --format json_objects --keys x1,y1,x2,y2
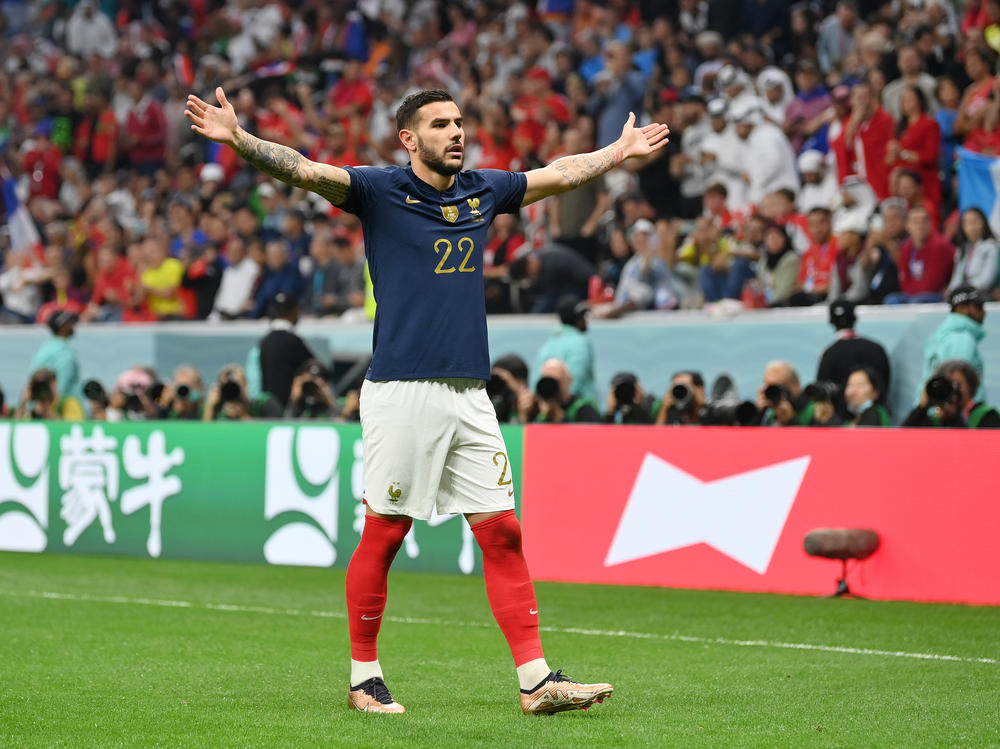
[{"x1": 441, "y1": 205, "x2": 459, "y2": 222}]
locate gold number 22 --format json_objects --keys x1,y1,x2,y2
[{"x1": 434, "y1": 237, "x2": 476, "y2": 274}]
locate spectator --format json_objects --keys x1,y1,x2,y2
[
  {"x1": 881, "y1": 46, "x2": 939, "y2": 121},
  {"x1": 181, "y1": 244, "x2": 224, "y2": 320},
  {"x1": 73, "y1": 78, "x2": 118, "y2": 179},
  {"x1": 251, "y1": 240, "x2": 305, "y2": 319},
  {"x1": 533, "y1": 358, "x2": 601, "y2": 424},
  {"x1": 904, "y1": 359, "x2": 1000, "y2": 428},
  {"x1": 784, "y1": 61, "x2": 831, "y2": 154},
  {"x1": 35, "y1": 266, "x2": 86, "y2": 324},
  {"x1": 669, "y1": 92, "x2": 711, "y2": 221},
  {"x1": 589, "y1": 41, "x2": 645, "y2": 148},
  {"x1": 828, "y1": 213, "x2": 873, "y2": 303},
  {"x1": 754, "y1": 222, "x2": 801, "y2": 307},
  {"x1": 796, "y1": 150, "x2": 839, "y2": 213},
  {"x1": 817, "y1": 299, "x2": 892, "y2": 395},
  {"x1": 15, "y1": 368, "x2": 85, "y2": 421},
  {"x1": 948, "y1": 207, "x2": 999, "y2": 295},
  {"x1": 818, "y1": 0, "x2": 861, "y2": 74},
  {"x1": 21, "y1": 122, "x2": 63, "y2": 200},
  {"x1": 64, "y1": 0, "x2": 117, "y2": 58},
  {"x1": 861, "y1": 199, "x2": 905, "y2": 304},
  {"x1": 483, "y1": 213, "x2": 525, "y2": 314},
  {"x1": 835, "y1": 82, "x2": 895, "y2": 200},
  {"x1": 675, "y1": 216, "x2": 742, "y2": 304},
  {"x1": 731, "y1": 101, "x2": 800, "y2": 208},
  {"x1": 139, "y1": 236, "x2": 185, "y2": 320},
  {"x1": 533, "y1": 296, "x2": 597, "y2": 406},
  {"x1": 953, "y1": 46, "x2": 996, "y2": 149},
  {"x1": 935, "y1": 77, "x2": 961, "y2": 195},
  {"x1": 789, "y1": 207, "x2": 838, "y2": 306},
  {"x1": 123, "y1": 62, "x2": 167, "y2": 175},
  {"x1": 302, "y1": 228, "x2": 345, "y2": 317},
  {"x1": 209, "y1": 236, "x2": 258, "y2": 321},
  {"x1": 509, "y1": 244, "x2": 594, "y2": 314},
  {"x1": 702, "y1": 98, "x2": 746, "y2": 210},
  {"x1": 920, "y1": 286, "x2": 988, "y2": 401},
  {"x1": 0, "y1": 249, "x2": 52, "y2": 323},
  {"x1": 258, "y1": 292, "x2": 316, "y2": 410},
  {"x1": 886, "y1": 206, "x2": 954, "y2": 303},
  {"x1": 605, "y1": 219, "x2": 681, "y2": 313},
  {"x1": 886, "y1": 86, "x2": 942, "y2": 207},
  {"x1": 547, "y1": 127, "x2": 610, "y2": 262},
  {"x1": 843, "y1": 366, "x2": 892, "y2": 426},
  {"x1": 83, "y1": 245, "x2": 137, "y2": 323}
]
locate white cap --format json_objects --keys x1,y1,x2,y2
[
  {"x1": 729, "y1": 99, "x2": 760, "y2": 124},
  {"x1": 628, "y1": 218, "x2": 656, "y2": 240},
  {"x1": 257, "y1": 182, "x2": 277, "y2": 198},
  {"x1": 707, "y1": 97, "x2": 727, "y2": 119},
  {"x1": 797, "y1": 150, "x2": 825, "y2": 174},
  {"x1": 200, "y1": 163, "x2": 225, "y2": 183},
  {"x1": 759, "y1": 70, "x2": 784, "y2": 90},
  {"x1": 833, "y1": 211, "x2": 869, "y2": 236}
]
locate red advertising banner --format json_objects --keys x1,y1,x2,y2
[{"x1": 521, "y1": 425, "x2": 1000, "y2": 605}]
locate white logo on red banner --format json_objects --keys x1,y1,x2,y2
[{"x1": 605, "y1": 453, "x2": 810, "y2": 574}]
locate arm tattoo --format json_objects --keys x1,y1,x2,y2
[
  {"x1": 232, "y1": 129, "x2": 349, "y2": 205},
  {"x1": 551, "y1": 145, "x2": 624, "y2": 188}
]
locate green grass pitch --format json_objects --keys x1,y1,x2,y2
[{"x1": 1, "y1": 552, "x2": 998, "y2": 747}]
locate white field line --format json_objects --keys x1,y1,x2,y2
[{"x1": 1, "y1": 587, "x2": 996, "y2": 666}]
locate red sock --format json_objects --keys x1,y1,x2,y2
[
  {"x1": 345, "y1": 514, "x2": 412, "y2": 662},
  {"x1": 471, "y1": 510, "x2": 545, "y2": 666}
]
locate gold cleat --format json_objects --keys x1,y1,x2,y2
[
  {"x1": 520, "y1": 670, "x2": 613, "y2": 715},
  {"x1": 348, "y1": 677, "x2": 406, "y2": 714}
]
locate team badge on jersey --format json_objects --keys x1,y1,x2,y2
[
  {"x1": 441, "y1": 205, "x2": 459, "y2": 223},
  {"x1": 466, "y1": 198, "x2": 481, "y2": 216}
]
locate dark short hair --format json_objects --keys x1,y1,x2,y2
[
  {"x1": 808, "y1": 206, "x2": 832, "y2": 217},
  {"x1": 396, "y1": 89, "x2": 455, "y2": 132},
  {"x1": 672, "y1": 370, "x2": 705, "y2": 388},
  {"x1": 846, "y1": 365, "x2": 885, "y2": 402},
  {"x1": 508, "y1": 255, "x2": 531, "y2": 281},
  {"x1": 705, "y1": 183, "x2": 728, "y2": 198}
]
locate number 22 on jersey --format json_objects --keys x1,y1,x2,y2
[{"x1": 434, "y1": 237, "x2": 476, "y2": 274}]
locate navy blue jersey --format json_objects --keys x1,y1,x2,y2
[{"x1": 341, "y1": 165, "x2": 527, "y2": 381}]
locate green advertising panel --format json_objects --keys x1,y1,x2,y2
[{"x1": 0, "y1": 422, "x2": 523, "y2": 575}]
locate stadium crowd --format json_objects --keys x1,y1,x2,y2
[{"x1": 1, "y1": 0, "x2": 998, "y2": 426}]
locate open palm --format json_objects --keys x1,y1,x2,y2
[
  {"x1": 185, "y1": 87, "x2": 239, "y2": 145},
  {"x1": 618, "y1": 112, "x2": 670, "y2": 159}
]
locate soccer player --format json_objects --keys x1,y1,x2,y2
[{"x1": 185, "y1": 87, "x2": 669, "y2": 714}]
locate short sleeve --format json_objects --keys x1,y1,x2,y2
[
  {"x1": 479, "y1": 169, "x2": 528, "y2": 214},
  {"x1": 340, "y1": 166, "x2": 381, "y2": 216}
]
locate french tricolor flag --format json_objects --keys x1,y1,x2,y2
[{"x1": 2, "y1": 176, "x2": 44, "y2": 263}]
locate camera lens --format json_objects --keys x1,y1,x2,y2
[
  {"x1": 535, "y1": 376, "x2": 561, "y2": 402},
  {"x1": 764, "y1": 384, "x2": 788, "y2": 405},
  {"x1": 615, "y1": 381, "x2": 636, "y2": 405},
  {"x1": 671, "y1": 383, "x2": 693, "y2": 411},
  {"x1": 220, "y1": 380, "x2": 242, "y2": 402},
  {"x1": 176, "y1": 384, "x2": 191, "y2": 400},
  {"x1": 83, "y1": 379, "x2": 105, "y2": 401},
  {"x1": 926, "y1": 375, "x2": 957, "y2": 406}
]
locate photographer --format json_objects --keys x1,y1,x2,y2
[
  {"x1": 285, "y1": 360, "x2": 336, "y2": 419},
  {"x1": 161, "y1": 365, "x2": 205, "y2": 420},
  {"x1": 487, "y1": 354, "x2": 533, "y2": 424},
  {"x1": 533, "y1": 358, "x2": 601, "y2": 424},
  {"x1": 82, "y1": 378, "x2": 110, "y2": 421},
  {"x1": 15, "y1": 368, "x2": 85, "y2": 421},
  {"x1": 843, "y1": 366, "x2": 892, "y2": 427},
  {"x1": 605, "y1": 372, "x2": 656, "y2": 424},
  {"x1": 754, "y1": 361, "x2": 806, "y2": 426},
  {"x1": 655, "y1": 371, "x2": 706, "y2": 425},
  {"x1": 903, "y1": 360, "x2": 1000, "y2": 428},
  {"x1": 204, "y1": 365, "x2": 255, "y2": 421},
  {"x1": 798, "y1": 380, "x2": 843, "y2": 426}
]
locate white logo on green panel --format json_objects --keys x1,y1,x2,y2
[
  {"x1": 58, "y1": 425, "x2": 185, "y2": 557},
  {"x1": 263, "y1": 426, "x2": 339, "y2": 567},
  {"x1": 0, "y1": 424, "x2": 50, "y2": 552}
]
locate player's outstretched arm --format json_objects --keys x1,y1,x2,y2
[
  {"x1": 521, "y1": 113, "x2": 669, "y2": 206},
  {"x1": 185, "y1": 86, "x2": 350, "y2": 206}
]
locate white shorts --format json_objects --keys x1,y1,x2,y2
[{"x1": 359, "y1": 378, "x2": 517, "y2": 520}]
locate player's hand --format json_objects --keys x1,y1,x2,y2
[
  {"x1": 616, "y1": 112, "x2": 670, "y2": 161},
  {"x1": 185, "y1": 87, "x2": 240, "y2": 145}
]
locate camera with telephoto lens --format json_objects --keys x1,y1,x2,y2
[
  {"x1": 535, "y1": 376, "x2": 561, "y2": 403},
  {"x1": 175, "y1": 384, "x2": 193, "y2": 401},
  {"x1": 700, "y1": 399, "x2": 759, "y2": 426},
  {"x1": 219, "y1": 378, "x2": 243, "y2": 403},
  {"x1": 763, "y1": 383, "x2": 792, "y2": 406},
  {"x1": 671, "y1": 383, "x2": 695, "y2": 413},
  {"x1": 926, "y1": 375, "x2": 960, "y2": 406},
  {"x1": 83, "y1": 379, "x2": 108, "y2": 406},
  {"x1": 803, "y1": 381, "x2": 839, "y2": 404}
]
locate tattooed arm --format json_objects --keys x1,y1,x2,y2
[
  {"x1": 521, "y1": 113, "x2": 670, "y2": 206},
  {"x1": 185, "y1": 87, "x2": 350, "y2": 205}
]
